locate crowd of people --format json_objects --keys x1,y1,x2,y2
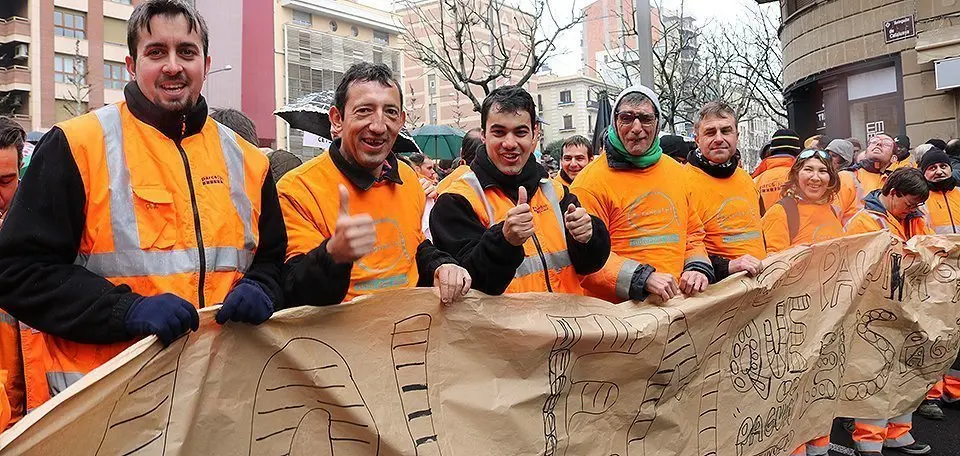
[{"x1": 0, "y1": 1, "x2": 959, "y2": 455}]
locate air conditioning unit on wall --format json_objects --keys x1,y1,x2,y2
[
  {"x1": 935, "y1": 56, "x2": 960, "y2": 91},
  {"x1": 13, "y1": 44, "x2": 28, "y2": 60}
]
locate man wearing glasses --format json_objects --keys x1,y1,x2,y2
[
  {"x1": 837, "y1": 133, "x2": 898, "y2": 223},
  {"x1": 571, "y1": 84, "x2": 713, "y2": 303}
]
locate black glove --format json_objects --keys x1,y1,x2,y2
[
  {"x1": 215, "y1": 279, "x2": 274, "y2": 325},
  {"x1": 125, "y1": 293, "x2": 200, "y2": 346}
]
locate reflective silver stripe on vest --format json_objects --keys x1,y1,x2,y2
[
  {"x1": 79, "y1": 105, "x2": 256, "y2": 277},
  {"x1": 461, "y1": 172, "x2": 495, "y2": 227},
  {"x1": 47, "y1": 371, "x2": 85, "y2": 396},
  {"x1": 514, "y1": 250, "x2": 572, "y2": 279},
  {"x1": 214, "y1": 121, "x2": 257, "y2": 251},
  {"x1": 538, "y1": 177, "x2": 565, "y2": 230},
  {"x1": 616, "y1": 258, "x2": 641, "y2": 300}
]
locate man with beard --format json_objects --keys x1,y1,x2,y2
[
  {"x1": 0, "y1": 0, "x2": 288, "y2": 411},
  {"x1": 837, "y1": 133, "x2": 897, "y2": 223},
  {"x1": 684, "y1": 102, "x2": 763, "y2": 283},
  {"x1": 555, "y1": 135, "x2": 593, "y2": 187}
]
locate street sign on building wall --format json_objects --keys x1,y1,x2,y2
[{"x1": 884, "y1": 16, "x2": 916, "y2": 44}]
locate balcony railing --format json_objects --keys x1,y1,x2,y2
[
  {"x1": 0, "y1": 17, "x2": 30, "y2": 40},
  {"x1": 0, "y1": 65, "x2": 30, "y2": 87}
]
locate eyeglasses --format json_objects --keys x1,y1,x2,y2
[
  {"x1": 868, "y1": 137, "x2": 894, "y2": 147},
  {"x1": 905, "y1": 200, "x2": 925, "y2": 211},
  {"x1": 798, "y1": 149, "x2": 829, "y2": 160},
  {"x1": 615, "y1": 111, "x2": 658, "y2": 127}
]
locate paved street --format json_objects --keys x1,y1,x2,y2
[{"x1": 826, "y1": 406, "x2": 960, "y2": 455}]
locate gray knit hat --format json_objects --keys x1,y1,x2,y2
[
  {"x1": 612, "y1": 84, "x2": 664, "y2": 130},
  {"x1": 825, "y1": 139, "x2": 855, "y2": 167}
]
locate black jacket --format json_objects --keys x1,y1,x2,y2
[
  {"x1": 430, "y1": 152, "x2": 610, "y2": 295},
  {"x1": 282, "y1": 139, "x2": 459, "y2": 307},
  {"x1": 0, "y1": 82, "x2": 287, "y2": 344}
]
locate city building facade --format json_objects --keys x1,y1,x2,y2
[
  {"x1": 765, "y1": 0, "x2": 960, "y2": 143},
  {"x1": 536, "y1": 73, "x2": 617, "y2": 146}
]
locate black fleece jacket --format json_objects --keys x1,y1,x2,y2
[
  {"x1": 430, "y1": 153, "x2": 610, "y2": 295},
  {"x1": 0, "y1": 82, "x2": 287, "y2": 344}
]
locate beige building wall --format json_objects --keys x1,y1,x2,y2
[{"x1": 537, "y1": 74, "x2": 613, "y2": 145}]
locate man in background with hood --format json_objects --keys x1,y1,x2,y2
[
  {"x1": 571, "y1": 84, "x2": 714, "y2": 303},
  {"x1": 837, "y1": 133, "x2": 897, "y2": 223},
  {"x1": 754, "y1": 129, "x2": 802, "y2": 212},
  {"x1": 825, "y1": 138, "x2": 855, "y2": 170}
]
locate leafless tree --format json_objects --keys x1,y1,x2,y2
[
  {"x1": 64, "y1": 40, "x2": 91, "y2": 118},
  {"x1": 405, "y1": 83, "x2": 425, "y2": 130},
  {"x1": 400, "y1": 0, "x2": 585, "y2": 112}
]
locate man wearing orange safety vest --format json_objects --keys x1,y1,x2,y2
[
  {"x1": 571, "y1": 84, "x2": 713, "y2": 303},
  {"x1": 837, "y1": 133, "x2": 897, "y2": 223},
  {"x1": 0, "y1": 0, "x2": 286, "y2": 413},
  {"x1": 754, "y1": 128, "x2": 801, "y2": 213},
  {"x1": 916, "y1": 148, "x2": 960, "y2": 422},
  {"x1": 279, "y1": 63, "x2": 471, "y2": 306},
  {"x1": 430, "y1": 86, "x2": 610, "y2": 295},
  {"x1": 437, "y1": 128, "x2": 482, "y2": 194},
  {"x1": 0, "y1": 116, "x2": 25, "y2": 428},
  {"x1": 845, "y1": 168, "x2": 933, "y2": 456}
]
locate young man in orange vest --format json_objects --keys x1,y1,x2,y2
[
  {"x1": 0, "y1": 0, "x2": 286, "y2": 412},
  {"x1": 685, "y1": 101, "x2": 764, "y2": 282},
  {"x1": 279, "y1": 63, "x2": 470, "y2": 306},
  {"x1": 555, "y1": 135, "x2": 593, "y2": 187},
  {"x1": 571, "y1": 84, "x2": 713, "y2": 303},
  {"x1": 430, "y1": 85, "x2": 610, "y2": 295},
  {"x1": 753, "y1": 129, "x2": 801, "y2": 213},
  {"x1": 837, "y1": 133, "x2": 897, "y2": 223}
]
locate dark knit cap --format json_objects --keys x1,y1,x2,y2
[
  {"x1": 919, "y1": 147, "x2": 950, "y2": 172},
  {"x1": 661, "y1": 134, "x2": 692, "y2": 161},
  {"x1": 895, "y1": 134, "x2": 911, "y2": 149},
  {"x1": 769, "y1": 129, "x2": 801, "y2": 156}
]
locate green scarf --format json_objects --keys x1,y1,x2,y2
[{"x1": 607, "y1": 124, "x2": 662, "y2": 168}]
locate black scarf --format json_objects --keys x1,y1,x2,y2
[
  {"x1": 688, "y1": 149, "x2": 740, "y2": 178},
  {"x1": 929, "y1": 177, "x2": 958, "y2": 193},
  {"x1": 559, "y1": 169, "x2": 573, "y2": 185},
  {"x1": 472, "y1": 149, "x2": 546, "y2": 202},
  {"x1": 853, "y1": 159, "x2": 885, "y2": 174}
]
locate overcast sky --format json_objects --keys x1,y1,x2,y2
[{"x1": 359, "y1": 0, "x2": 765, "y2": 76}]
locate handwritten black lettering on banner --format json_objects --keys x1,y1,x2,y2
[{"x1": 3, "y1": 232, "x2": 960, "y2": 456}]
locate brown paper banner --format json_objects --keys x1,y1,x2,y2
[{"x1": 3, "y1": 232, "x2": 960, "y2": 456}]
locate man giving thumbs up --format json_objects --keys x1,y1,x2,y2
[{"x1": 430, "y1": 86, "x2": 611, "y2": 296}]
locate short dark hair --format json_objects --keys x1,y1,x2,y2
[
  {"x1": 408, "y1": 153, "x2": 426, "y2": 166},
  {"x1": 480, "y1": 85, "x2": 537, "y2": 130},
  {"x1": 882, "y1": 167, "x2": 929, "y2": 200},
  {"x1": 562, "y1": 135, "x2": 594, "y2": 158},
  {"x1": 0, "y1": 116, "x2": 25, "y2": 167},
  {"x1": 460, "y1": 128, "x2": 483, "y2": 164},
  {"x1": 128, "y1": 0, "x2": 209, "y2": 62},
  {"x1": 946, "y1": 139, "x2": 960, "y2": 157},
  {"x1": 334, "y1": 63, "x2": 403, "y2": 113},
  {"x1": 211, "y1": 108, "x2": 258, "y2": 146}
]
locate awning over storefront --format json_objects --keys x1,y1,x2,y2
[{"x1": 917, "y1": 24, "x2": 960, "y2": 64}]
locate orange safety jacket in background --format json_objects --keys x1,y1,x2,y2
[
  {"x1": 442, "y1": 172, "x2": 582, "y2": 293},
  {"x1": 436, "y1": 164, "x2": 470, "y2": 194},
  {"x1": 18, "y1": 102, "x2": 269, "y2": 411},
  {"x1": 761, "y1": 198, "x2": 844, "y2": 254},
  {"x1": 685, "y1": 164, "x2": 766, "y2": 261},
  {"x1": 0, "y1": 370, "x2": 10, "y2": 431},
  {"x1": 837, "y1": 167, "x2": 887, "y2": 223},
  {"x1": 845, "y1": 190, "x2": 932, "y2": 240},
  {"x1": 923, "y1": 187, "x2": 960, "y2": 234},
  {"x1": 0, "y1": 310, "x2": 23, "y2": 427},
  {"x1": 753, "y1": 155, "x2": 794, "y2": 212},
  {"x1": 572, "y1": 154, "x2": 712, "y2": 302}
]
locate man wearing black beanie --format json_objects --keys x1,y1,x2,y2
[{"x1": 753, "y1": 128, "x2": 801, "y2": 212}]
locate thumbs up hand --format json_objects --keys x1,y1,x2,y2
[
  {"x1": 325, "y1": 184, "x2": 377, "y2": 264},
  {"x1": 502, "y1": 186, "x2": 535, "y2": 246},
  {"x1": 564, "y1": 203, "x2": 593, "y2": 244}
]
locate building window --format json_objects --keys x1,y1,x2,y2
[
  {"x1": 429, "y1": 103, "x2": 438, "y2": 124},
  {"x1": 373, "y1": 49, "x2": 383, "y2": 64},
  {"x1": 559, "y1": 90, "x2": 572, "y2": 104},
  {"x1": 329, "y1": 20, "x2": 338, "y2": 32},
  {"x1": 54, "y1": 54, "x2": 85, "y2": 84},
  {"x1": 104, "y1": 61, "x2": 131, "y2": 90},
  {"x1": 109, "y1": 0, "x2": 132, "y2": 4},
  {"x1": 54, "y1": 9, "x2": 86, "y2": 40},
  {"x1": 351, "y1": 26, "x2": 359, "y2": 37},
  {"x1": 562, "y1": 115, "x2": 573, "y2": 130},
  {"x1": 588, "y1": 115, "x2": 593, "y2": 133},
  {"x1": 373, "y1": 30, "x2": 389, "y2": 45},
  {"x1": 104, "y1": 17, "x2": 127, "y2": 45},
  {"x1": 428, "y1": 75, "x2": 436, "y2": 96},
  {"x1": 292, "y1": 10, "x2": 312, "y2": 26},
  {"x1": 537, "y1": 94, "x2": 543, "y2": 112}
]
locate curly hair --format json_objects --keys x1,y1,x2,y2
[{"x1": 780, "y1": 151, "x2": 841, "y2": 204}]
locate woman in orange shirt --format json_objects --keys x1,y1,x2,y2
[{"x1": 761, "y1": 149, "x2": 842, "y2": 456}]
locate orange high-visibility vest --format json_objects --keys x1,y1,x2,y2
[
  {"x1": 20, "y1": 102, "x2": 268, "y2": 411},
  {"x1": 923, "y1": 188, "x2": 960, "y2": 235},
  {"x1": 753, "y1": 156, "x2": 794, "y2": 211},
  {"x1": 0, "y1": 310, "x2": 23, "y2": 426},
  {"x1": 442, "y1": 172, "x2": 582, "y2": 293},
  {"x1": 838, "y1": 168, "x2": 886, "y2": 223},
  {"x1": 0, "y1": 369, "x2": 10, "y2": 430}
]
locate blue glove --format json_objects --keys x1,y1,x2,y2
[
  {"x1": 125, "y1": 294, "x2": 200, "y2": 346},
  {"x1": 215, "y1": 279, "x2": 274, "y2": 325}
]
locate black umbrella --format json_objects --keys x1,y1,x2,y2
[
  {"x1": 274, "y1": 91, "x2": 420, "y2": 154},
  {"x1": 592, "y1": 90, "x2": 613, "y2": 155}
]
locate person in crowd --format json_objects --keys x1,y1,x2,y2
[
  {"x1": 684, "y1": 101, "x2": 763, "y2": 282},
  {"x1": 912, "y1": 143, "x2": 935, "y2": 168},
  {"x1": 0, "y1": 0, "x2": 287, "y2": 412},
  {"x1": 437, "y1": 127, "x2": 482, "y2": 193},
  {"x1": 661, "y1": 134, "x2": 693, "y2": 164},
  {"x1": 555, "y1": 135, "x2": 593, "y2": 187},
  {"x1": 804, "y1": 134, "x2": 831, "y2": 150},
  {"x1": 279, "y1": 63, "x2": 470, "y2": 306},
  {"x1": 825, "y1": 138, "x2": 854, "y2": 170},
  {"x1": 754, "y1": 129, "x2": 802, "y2": 212},
  {"x1": 945, "y1": 139, "x2": 960, "y2": 183},
  {"x1": 210, "y1": 107, "x2": 259, "y2": 146},
  {"x1": 837, "y1": 133, "x2": 897, "y2": 223},
  {"x1": 430, "y1": 85, "x2": 610, "y2": 295},
  {"x1": 915, "y1": 148, "x2": 960, "y2": 421},
  {"x1": 927, "y1": 138, "x2": 947, "y2": 151},
  {"x1": 759, "y1": 142, "x2": 772, "y2": 160},
  {"x1": 762, "y1": 149, "x2": 843, "y2": 455},
  {"x1": 888, "y1": 134, "x2": 913, "y2": 171},
  {"x1": 436, "y1": 159, "x2": 455, "y2": 180},
  {"x1": 571, "y1": 84, "x2": 713, "y2": 302},
  {"x1": 410, "y1": 152, "x2": 439, "y2": 184},
  {"x1": 0, "y1": 117, "x2": 24, "y2": 428},
  {"x1": 268, "y1": 149, "x2": 303, "y2": 182},
  {"x1": 845, "y1": 167, "x2": 932, "y2": 456},
  {"x1": 848, "y1": 137, "x2": 863, "y2": 155}
]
